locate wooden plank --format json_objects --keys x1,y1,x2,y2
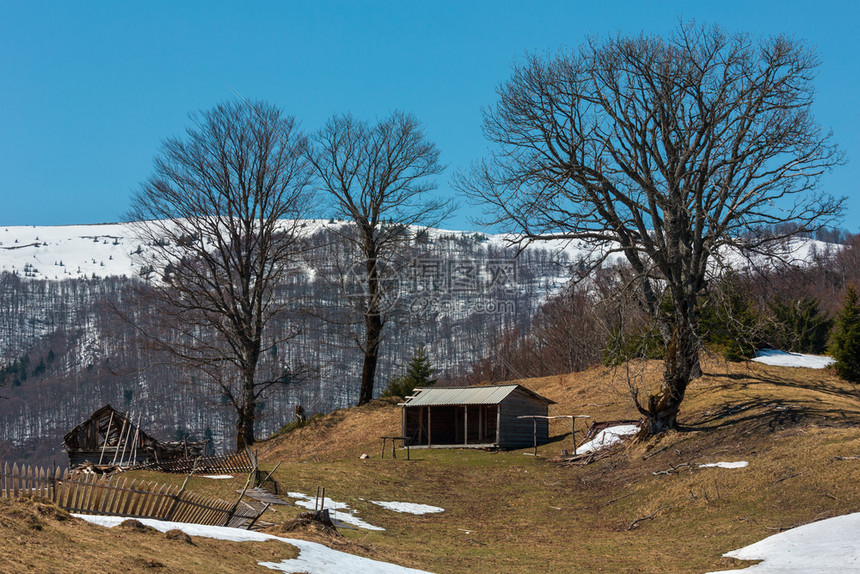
[
  {"x1": 79, "y1": 474, "x2": 93, "y2": 513},
  {"x1": 102, "y1": 477, "x2": 119, "y2": 514},
  {"x1": 154, "y1": 485, "x2": 171, "y2": 519},
  {"x1": 121, "y1": 479, "x2": 137, "y2": 516},
  {"x1": 12, "y1": 463, "x2": 20, "y2": 498},
  {"x1": 95, "y1": 477, "x2": 111, "y2": 513}
]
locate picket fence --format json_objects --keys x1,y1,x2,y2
[
  {"x1": 0, "y1": 462, "x2": 264, "y2": 529},
  {"x1": 138, "y1": 449, "x2": 256, "y2": 474}
]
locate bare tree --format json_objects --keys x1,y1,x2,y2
[
  {"x1": 458, "y1": 24, "x2": 844, "y2": 435},
  {"x1": 124, "y1": 100, "x2": 315, "y2": 449},
  {"x1": 309, "y1": 111, "x2": 449, "y2": 405}
]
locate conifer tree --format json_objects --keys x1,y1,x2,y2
[
  {"x1": 830, "y1": 286, "x2": 860, "y2": 382},
  {"x1": 382, "y1": 346, "x2": 437, "y2": 398},
  {"x1": 770, "y1": 295, "x2": 833, "y2": 354}
]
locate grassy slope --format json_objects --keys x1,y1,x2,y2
[
  {"x1": 256, "y1": 356, "x2": 860, "y2": 573},
  {"x1": 2, "y1": 357, "x2": 858, "y2": 573},
  {"x1": 0, "y1": 497, "x2": 298, "y2": 573}
]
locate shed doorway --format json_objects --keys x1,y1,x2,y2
[{"x1": 405, "y1": 405, "x2": 498, "y2": 447}]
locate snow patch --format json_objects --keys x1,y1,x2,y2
[
  {"x1": 369, "y1": 501, "x2": 445, "y2": 515},
  {"x1": 76, "y1": 515, "x2": 433, "y2": 573},
  {"x1": 577, "y1": 424, "x2": 640, "y2": 454},
  {"x1": 752, "y1": 349, "x2": 835, "y2": 369},
  {"x1": 705, "y1": 512, "x2": 860, "y2": 573},
  {"x1": 699, "y1": 461, "x2": 749, "y2": 469},
  {"x1": 201, "y1": 474, "x2": 234, "y2": 479},
  {"x1": 287, "y1": 492, "x2": 384, "y2": 531}
]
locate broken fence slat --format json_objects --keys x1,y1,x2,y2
[{"x1": 0, "y1": 459, "x2": 260, "y2": 529}]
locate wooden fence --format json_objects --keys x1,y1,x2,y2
[
  {"x1": 137, "y1": 449, "x2": 256, "y2": 474},
  {"x1": 0, "y1": 462, "x2": 264, "y2": 529}
]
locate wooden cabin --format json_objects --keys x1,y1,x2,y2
[
  {"x1": 63, "y1": 405, "x2": 204, "y2": 468},
  {"x1": 401, "y1": 384, "x2": 556, "y2": 449}
]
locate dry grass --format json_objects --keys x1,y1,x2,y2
[
  {"x1": 0, "y1": 496, "x2": 298, "y2": 573},
  {"x1": 254, "y1": 356, "x2": 860, "y2": 573},
  {"x1": 3, "y1": 357, "x2": 859, "y2": 573}
]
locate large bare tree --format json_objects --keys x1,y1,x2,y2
[
  {"x1": 459, "y1": 24, "x2": 844, "y2": 435},
  {"x1": 125, "y1": 100, "x2": 314, "y2": 449},
  {"x1": 309, "y1": 111, "x2": 449, "y2": 405}
]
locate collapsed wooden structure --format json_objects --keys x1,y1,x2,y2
[
  {"x1": 400, "y1": 384, "x2": 556, "y2": 449},
  {"x1": 0, "y1": 461, "x2": 266, "y2": 529},
  {"x1": 63, "y1": 405, "x2": 206, "y2": 469}
]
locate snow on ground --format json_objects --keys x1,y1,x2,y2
[
  {"x1": 705, "y1": 512, "x2": 860, "y2": 573},
  {"x1": 201, "y1": 475, "x2": 234, "y2": 479},
  {"x1": 698, "y1": 461, "x2": 749, "y2": 469},
  {"x1": 287, "y1": 492, "x2": 384, "y2": 531},
  {"x1": 76, "y1": 515, "x2": 433, "y2": 574},
  {"x1": 368, "y1": 501, "x2": 445, "y2": 515},
  {"x1": 577, "y1": 424, "x2": 640, "y2": 454},
  {"x1": 752, "y1": 349, "x2": 835, "y2": 369}
]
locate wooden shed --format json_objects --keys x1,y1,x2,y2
[
  {"x1": 401, "y1": 384, "x2": 556, "y2": 449},
  {"x1": 63, "y1": 404, "x2": 204, "y2": 468}
]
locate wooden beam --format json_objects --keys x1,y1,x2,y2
[{"x1": 98, "y1": 411, "x2": 114, "y2": 466}]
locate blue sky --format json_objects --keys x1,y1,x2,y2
[{"x1": 2, "y1": 1, "x2": 858, "y2": 231}]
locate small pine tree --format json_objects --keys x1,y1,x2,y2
[
  {"x1": 382, "y1": 346, "x2": 437, "y2": 398},
  {"x1": 769, "y1": 295, "x2": 833, "y2": 354},
  {"x1": 830, "y1": 286, "x2": 860, "y2": 383},
  {"x1": 699, "y1": 274, "x2": 760, "y2": 361}
]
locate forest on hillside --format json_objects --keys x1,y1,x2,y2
[
  {"x1": 1, "y1": 225, "x2": 858, "y2": 467},
  {"x1": 0, "y1": 228, "x2": 574, "y2": 466}
]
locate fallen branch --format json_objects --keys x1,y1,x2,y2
[
  {"x1": 773, "y1": 472, "x2": 802, "y2": 484},
  {"x1": 832, "y1": 456, "x2": 860, "y2": 461},
  {"x1": 642, "y1": 445, "x2": 670, "y2": 460},
  {"x1": 602, "y1": 493, "x2": 633, "y2": 508},
  {"x1": 652, "y1": 462, "x2": 690, "y2": 476},
  {"x1": 626, "y1": 506, "x2": 671, "y2": 531}
]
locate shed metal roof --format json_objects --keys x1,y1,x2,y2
[{"x1": 402, "y1": 384, "x2": 555, "y2": 407}]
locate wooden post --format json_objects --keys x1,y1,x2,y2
[
  {"x1": 427, "y1": 407, "x2": 432, "y2": 447},
  {"x1": 166, "y1": 456, "x2": 199, "y2": 521},
  {"x1": 533, "y1": 418, "x2": 538, "y2": 456},
  {"x1": 131, "y1": 412, "x2": 142, "y2": 466},
  {"x1": 98, "y1": 411, "x2": 114, "y2": 466},
  {"x1": 118, "y1": 410, "x2": 135, "y2": 467},
  {"x1": 464, "y1": 406, "x2": 468, "y2": 446},
  {"x1": 224, "y1": 469, "x2": 254, "y2": 527},
  {"x1": 245, "y1": 502, "x2": 270, "y2": 530},
  {"x1": 417, "y1": 407, "x2": 424, "y2": 444},
  {"x1": 259, "y1": 462, "x2": 281, "y2": 487},
  {"x1": 111, "y1": 415, "x2": 128, "y2": 465}
]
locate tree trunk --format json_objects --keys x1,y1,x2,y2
[
  {"x1": 359, "y1": 314, "x2": 382, "y2": 405},
  {"x1": 642, "y1": 322, "x2": 700, "y2": 436},
  {"x1": 236, "y1": 369, "x2": 257, "y2": 450},
  {"x1": 358, "y1": 242, "x2": 383, "y2": 406}
]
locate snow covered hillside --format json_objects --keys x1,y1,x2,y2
[{"x1": 0, "y1": 221, "x2": 836, "y2": 282}]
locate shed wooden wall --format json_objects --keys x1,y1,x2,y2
[
  {"x1": 403, "y1": 389, "x2": 550, "y2": 449},
  {"x1": 497, "y1": 390, "x2": 550, "y2": 449}
]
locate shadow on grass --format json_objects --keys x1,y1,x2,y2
[{"x1": 681, "y1": 368, "x2": 860, "y2": 433}]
